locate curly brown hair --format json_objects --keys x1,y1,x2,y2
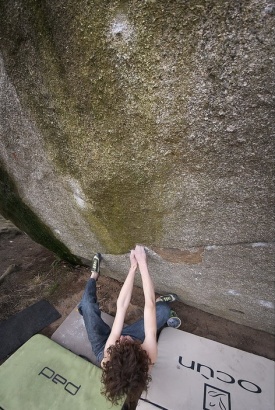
[{"x1": 101, "y1": 339, "x2": 152, "y2": 407}]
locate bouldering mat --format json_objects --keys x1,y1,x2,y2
[
  {"x1": 0, "y1": 334, "x2": 123, "y2": 410},
  {"x1": 0, "y1": 299, "x2": 61, "y2": 360},
  {"x1": 137, "y1": 327, "x2": 275, "y2": 410},
  {"x1": 51, "y1": 306, "x2": 115, "y2": 366}
]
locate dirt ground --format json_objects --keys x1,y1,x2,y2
[{"x1": 0, "y1": 221, "x2": 274, "y2": 363}]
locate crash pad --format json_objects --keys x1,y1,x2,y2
[
  {"x1": 0, "y1": 334, "x2": 122, "y2": 410},
  {"x1": 137, "y1": 327, "x2": 275, "y2": 410},
  {"x1": 51, "y1": 307, "x2": 115, "y2": 366},
  {"x1": 0, "y1": 300, "x2": 60, "y2": 360}
]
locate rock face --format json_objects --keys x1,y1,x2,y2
[{"x1": 0, "y1": 1, "x2": 274, "y2": 333}]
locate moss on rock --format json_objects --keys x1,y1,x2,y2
[{"x1": 0, "y1": 0, "x2": 274, "y2": 255}]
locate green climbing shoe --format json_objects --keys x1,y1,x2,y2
[
  {"x1": 91, "y1": 253, "x2": 102, "y2": 274},
  {"x1": 157, "y1": 293, "x2": 179, "y2": 303}
]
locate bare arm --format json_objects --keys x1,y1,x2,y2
[
  {"x1": 135, "y1": 246, "x2": 157, "y2": 364},
  {"x1": 116, "y1": 251, "x2": 137, "y2": 311},
  {"x1": 102, "y1": 251, "x2": 137, "y2": 358}
]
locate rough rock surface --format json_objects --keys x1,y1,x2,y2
[{"x1": 0, "y1": 1, "x2": 274, "y2": 333}]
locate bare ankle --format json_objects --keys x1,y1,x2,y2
[{"x1": 90, "y1": 271, "x2": 99, "y2": 280}]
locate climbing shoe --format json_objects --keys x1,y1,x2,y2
[
  {"x1": 91, "y1": 253, "x2": 102, "y2": 274},
  {"x1": 167, "y1": 310, "x2": 181, "y2": 329},
  {"x1": 157, "y1": 293, "x2": 179, "y2": 303}
]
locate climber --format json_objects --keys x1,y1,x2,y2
[{"x1": 78, "y1": 244, "x2": 181, "y2": 407}]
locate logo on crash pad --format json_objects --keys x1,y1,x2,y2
[{"x1": 203, "y1": 384, "x2": 231, "y2": 410}]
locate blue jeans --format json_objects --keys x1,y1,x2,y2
[{"x1": 78, "y1": 278, "x2": 171, "y2": 365}]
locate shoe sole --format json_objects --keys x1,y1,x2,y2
[
  {"x1": 159, "y1": 293, "x2": 179, "y2": 303},
  {"x1": 91, "y1": 253, "x2": 102, "y2": 273},
  {"x1": 167, "y1": 317, "x2": 181, "y2": 329}
]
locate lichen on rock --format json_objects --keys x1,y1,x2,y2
[{"x1": 0, "y1": 0, "x2": 274, "y2": 333}]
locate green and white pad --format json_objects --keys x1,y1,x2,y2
[
  {"x1": 137, "y1": 328, "x2": 275, "y2": 410},
  {"x1": 0, "y1": 334, "x2": 122, "y2": 410}
]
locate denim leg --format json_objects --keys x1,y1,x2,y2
[
  {"x1": 121, "y1": 302, "x2": 171, "y2": 342},
  {"x1": 78, "y1": 278, "x2": 111, "y2": 359}
]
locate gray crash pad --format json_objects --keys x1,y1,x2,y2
[
  {"x1": 137, "y1": 327, "x2": 275, "y2": 410},
  {"x1": 51, "y1": 306, "x2": 115, "y2": 366}
]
